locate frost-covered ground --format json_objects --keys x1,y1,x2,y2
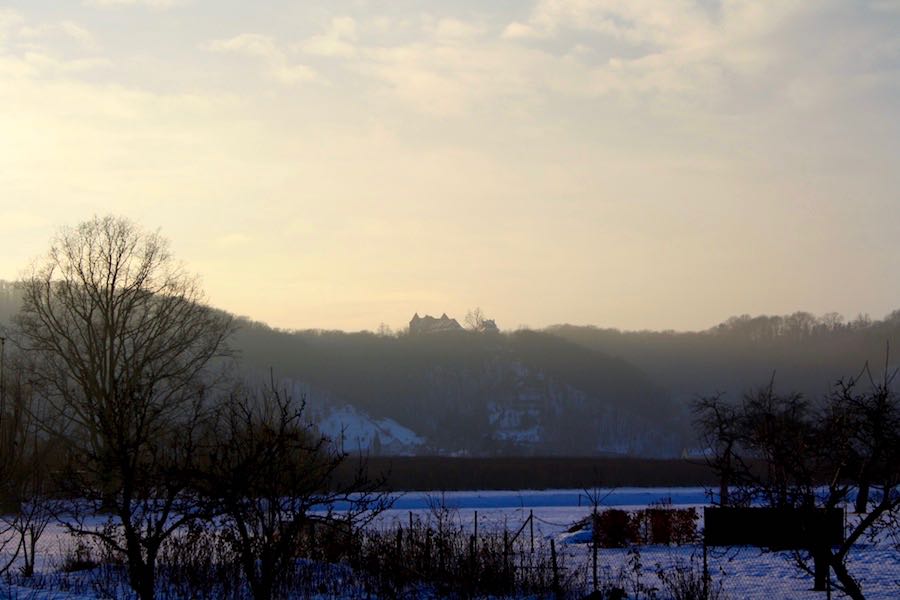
[
  {"x1": 368, "y1": 488, "x2": 900, "y2": 599},
  {"x1": 1, "y1": 488, "x2": 898, "y2": 599}
]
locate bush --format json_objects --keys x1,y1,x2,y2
[
  {"x1": 656, "y1": 555, "x2": 727, "y2": 600},
  {"x1": 594, "y1": 507, "x2": 698, "y2": 547},
  {"x1": 594, "y1": 509, "x2": 638, "y2": 548},
  {"x1": 59, "y1": 540, "x2": 99, "y2": 573}
]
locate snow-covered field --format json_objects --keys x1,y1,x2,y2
[
  {"x1": 370, "y1": 488, "x2": 900, "y2": 599},
  {"x1": 3, "y1": 488, "x2": 899, "y2": 599}
]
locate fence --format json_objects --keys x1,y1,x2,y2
[
  {"x1": 580, "y1": 506, "x2": 900, "y2": 600},
  {"x1": 368, "y1": 503, "x2": 900, "y2": 599},
  {"x1": 7, "y1": 502, "x2": 898, "y2": 599}
]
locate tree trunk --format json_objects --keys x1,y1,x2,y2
[
  {"x1": 830, "y1": 556, "x2": 865, "y2": 600},
  {"x1": 812, "y1": 549, "x2": 828, "y2": 591},
  {"x1": 137, "y1": 575, "x2": 155, "y2": 600},
  {"x1": 719, "y1": 450, "x2": 731, "y2": 505},
  {"x1": 127, "y1": 558, "x2": 156, "y2": 600},
  {"x1": 855, "y1": 480, "x2": 870, "y2": 514}
]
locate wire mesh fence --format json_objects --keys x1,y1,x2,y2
[
  {"x1": 373, "y1": 503, "x2": 900, "y2": 599},
  {"x1": 2, "y1": 501, "x2": 899, "y2": 598},
  {"x1": 581, "y1": 542, "x2": 900, "y2": 600}
]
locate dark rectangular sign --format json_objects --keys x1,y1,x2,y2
[{"x1": 704, "y1": 507, "x2": 844, "y2": 549}]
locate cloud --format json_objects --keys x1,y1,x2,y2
[
  {"x1": 0, "y1": 9, "x2": 23, "y2": 41},
  {"x1": 300, "y1": 17, "x2": 357, "y2": 58},
  {"x1": 20, "y1": 52, "x2": 112, "y2": 74},
  {"x1": 194, "y1": 3, "x2": 895, "y2": 125},
  {"x1": 507, "y1": 0, "x2": 717, "y2": 46},
  {"x1": 501, "y1": 22, "x2": 541, "y2": 40},
  {"x1": 0, "y1": 12, "x2": 109, "y2": 77},
  {"x1": 208, "y1": 33, "x2": 317, "y2": 84},
  {"x1": 430, "y1": 17, "x2": 486, "y2": 40},
  {"x1": 83, "y1": 0, "x2": 185, "y2": 8},
  {"x1": 18, "y1": 21, "x2": 97, "y2": 48},
  {"x1": 0, "y1": 0, "x2": 897, "y2": 331},
  {"x1": 208, "y1": 33, "x2": 280, "y2": 60}
]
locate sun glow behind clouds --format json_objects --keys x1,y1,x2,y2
[{"x1": 0, "y1": 1, "x2": 898, "y2": 332}]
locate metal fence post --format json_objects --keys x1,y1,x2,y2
[
  {"x1": 703, "y1": 538, "x2": 709, "y2": 600},
  {"x1": 530, "y1": 510, "x2": 534, "y2": 554}
]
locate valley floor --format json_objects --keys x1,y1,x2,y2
[{"x1": 2, "y1": 488, "x2": 897, "y2": 599}]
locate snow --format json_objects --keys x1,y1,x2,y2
[
  {"x1": 364, "y1": 488, "x2": 900, "y2": 599},
  {"x1": 358, "y1": 487, "x2": 709, "y2": 512},
  {"x1": 316, "y1": 404, "x2": 424, "y2": 454},
  {"x1": 3, "y1": 488, "x2": 899, "y2": 599},
  {"x1": 273, "y1": 377, "x2": 425, "y2": 454}
]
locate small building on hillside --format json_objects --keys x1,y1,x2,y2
[
  {"x1": 479, "y1": 318, "x2": 500, "y2": 334},
  {"x1": 409, "y1": 312, "x2": 463, "y2": 335}
]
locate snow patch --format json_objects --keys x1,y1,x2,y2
[{"x1": 316, "y1": 404, "x2": 424, "y2": 455}]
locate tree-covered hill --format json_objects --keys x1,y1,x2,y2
[{"x1": 3, "y1": 280, "x2": 898, "y2": 456}]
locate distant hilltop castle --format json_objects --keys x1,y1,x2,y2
[
  {"x1": 409, "y1": 312, "x2": 499, "y2": 335},
  {"x1": 409, "y1": 313, "x2": 462, "y2": 335}
]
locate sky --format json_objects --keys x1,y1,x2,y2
[{"x1": 0, "y1": 0, "x2": 898, "y2": 333}]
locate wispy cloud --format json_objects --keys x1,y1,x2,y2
[
  {"x1": 0, "y1": 12, "x2": 108, "y2": 76},
  {"x1": 18, "y1": 20, "x2": 97, "y2": 48},
  {"x1": 299, "y1": 17, "x2": 357, "y2": 58},
  {"x1": 1, "y1": 0, "x2": 898, "y2": 331},
  {"x1": 426, "y1": 17, "x2": 486, "y2": 41},
  {"x1": 207, "y1": 33, "x2": 318, "y2": 84},
  {"x1": 83, "y1": 0, "x2": 185, "y2": 8},
  {"x1": 329, "y1": 2, "x2": 836, "y2": 118},
  {"x1": 0, "y1": 8, "x2": 23, "y2": 39}
]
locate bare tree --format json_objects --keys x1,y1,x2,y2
[
  {"x1": 693, "y1": 368, "x2": 900, "y2": 600},
  {"x1": 197, "y1": 378, "x2": 389, "y2": 600},
  {"x1": 465, "y1": 307, "x2": 498, "y2": 333},
  {"x1": 692, "y1": 393, "x2": 740, "y2": 506},
  {"x1": 0, "y1": 351, "x2": 44, "y2": 578},
  {"x1": 14, "y1": 215, "x2": 234, "y2": 600},
  {"x1": 0, "y1": 353, "x2": 58, "y2": 578},
  {"x1": 464, "y1": 307, "x2": 486, "y2": 331},
  {"x1": 834, "y1": 359, "x2": 900, "y2": 516}
]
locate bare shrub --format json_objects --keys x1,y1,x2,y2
[
  {"x1": 655, "y1": 555, "x2": 728, "y2": 600},
  {"x1": 196, "y1": 379, "x2": 389, "y2": 600}
]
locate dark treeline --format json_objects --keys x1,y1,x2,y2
[
  {"x1": 549, "y1": 311, "x2": 900, "y2": 401},
  {"x1": 3, "y1": 280, "x2": 899, "y2": 457},
  {"x1": 231, "y1": 319, "x2": 672, "y2": 455},
  {"x1": 334, "y1": 456, "x2": 718, "y2": 491},
  {"x1": 229, "y1": 310, "x2": 900, "y2": 456}
]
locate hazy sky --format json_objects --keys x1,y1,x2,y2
[{"x1": 1, "y1": 1, "x2": 898, "y2": 332}]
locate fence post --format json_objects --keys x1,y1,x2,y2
[
  {"x1": 551, "y1": 537, "x2": 560, "y2": 598},
  {"x1": 591, "y1": 507, "x2": 598, "y2": 593},
  {"x1": 409, "y1": 510, "x2": 413, "y2": 531},
  {"x1": 474, "y1": 510, "x2": 478, "y2": 542},
  {"x1": 504, "y1": 529, "x2": 509, "y2": 569},
  {"x1": 469, "y1": 533, "x2": 476, "y2": 593},
  {"x1": 439, "y1": 528, "x2": 444, "y2": 576},
  {"x1": 703, "y1": 538, "x2": 709, "y2": 600},
  {"x1": 530, "y1": 509, "x2": 534, "y2": 554}
]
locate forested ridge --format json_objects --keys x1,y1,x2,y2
[{"x1": 2, "y1": 280, "x2": 897, "y2": 456}]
